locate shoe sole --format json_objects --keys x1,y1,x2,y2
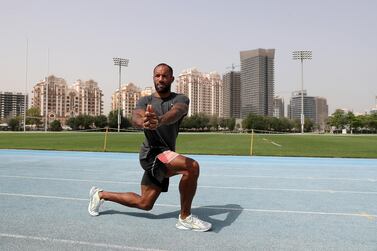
[
  {"x1": 175, "y1": 223, "x2": 211, "y2": 232},
  {"x1": 88, "y1": 186, "x2": 99, "y2": 216}
]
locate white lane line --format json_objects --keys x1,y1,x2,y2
[
  {"x1": 203, "y1": 174, "x2": 377, "y2": 182},
  {"x1": 1, "y1": 175, "x2": 376, "y2": 195},
  {"x1": 0, "y1": 175, "x2": 139, "y2": 185},
  {"x1": 199, "y1": 185, "x2": 377, "y2": 195},
  {"x1": 0, "y1": 233, "x2": 167, "y2": 251},
  {"x1": 0, "y1": 192, "x2": 376, "y2": 219}
]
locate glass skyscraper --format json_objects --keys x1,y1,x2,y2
[{"x1": 240, "y1": 48, "x2": 275, "y2": 118}]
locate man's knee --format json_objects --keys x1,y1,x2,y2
[
  {"x1": 189, "y1": 160, "x2": 200, "y2": 177},
  {"x1": 139, "y1": 200, "x2": 154, "y2": 211}
]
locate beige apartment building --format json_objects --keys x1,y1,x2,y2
[
  {"x1": 32, "y1": 75, "x2": 103, "y2": 124},
  {"x1": 112, "y1": 83, "x2": 153, "y2": 117},
  {"x1": 176, "y1": 68, "x2": 223, "y2": 117}
]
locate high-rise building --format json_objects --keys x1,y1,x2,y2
[
  {"x1": 273, "y1": 96, "x2": 285, "y2": 118},
  {"x1": 72, "y1": 80, "x2": 103, "y2": 117},
  {"x1": 288, "y1": 90, "x2": 328, "y2": 130},
  {"x1": 240, "y1": 48, "x2": 275, "y2": 118},
  {"x1": 315, "y1": 97, "x2": 328, "y2": 130},
  {"x1": 222, "y1": 71, "x2": 241, "y2": 118},
  {"x1": 176, "y1": 68, "x2": 223, "y2": 117},
  {"x1": 141, "y1": 87, "x2": 153, "y2": 97},
  {"x1": 32, "y1": 75, "x2": 103, "y2": 124},
  {"x1": 0, "y1": 92, "x2": 28, "y2": 120},
  {"x1": 112, "y1": 83, "x2": 141, "y2": 117}
]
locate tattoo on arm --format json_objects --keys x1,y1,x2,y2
[
  {"x1": 159, "y1": 103, "x2": 188, "y2": 126},
  {"x1": 132, "y1": 109, "x2": 145, "y2": 128}
]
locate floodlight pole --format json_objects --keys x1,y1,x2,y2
[
  {"x1": 24, "y1": 38, "x2": 28, "y2": 132},
  {"x1": 45, "y1": 49, "x2": 50, "y2": 132},
  {"x1": 293, "y1": 50, "x2": 312, "y2": 134},
  {"x1": 113, "y1": 57, "x2": 129, "y2": 132}
]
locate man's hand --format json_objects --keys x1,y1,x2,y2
[{"x1": 143, "y1": 105, "x2": 159, "y2": 130}]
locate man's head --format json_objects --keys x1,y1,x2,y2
[{"x1": 153, "y1": 63, "x2": 174, "y2": 95}]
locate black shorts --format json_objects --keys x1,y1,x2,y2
[{"x1": 140, "y1": 155, "x2": 169, "y2": 192}]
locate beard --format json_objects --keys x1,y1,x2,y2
[{"x1": 154, "y1": 83, "x2": 171, "y2": 94}]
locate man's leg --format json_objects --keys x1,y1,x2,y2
[
  {"x1": 100, "y1": 185, "x2": 161, "y2": 210},
  {"x1": 165, "y1": 155, "x2": 199, "y2": 218},
  {"x1": 88, "y1": 185, "x2": 161, "y2": 216},
  {"x1": 164, "y1": 154, "x2": 211, "y2": 231}
]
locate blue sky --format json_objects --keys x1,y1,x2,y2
[{"x1": 1, "y1": 0, "x2": 376, "y2": 114}]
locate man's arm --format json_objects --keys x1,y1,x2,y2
[
  {"x1": 132, "y1": 105, "x2": 159, "y2": 130},
  {"x1": 158, "y1": 102, "x2": 188, "y2": 126},
  {"x1": 132, "y1": 108, "x2": 146, "y2": 129}
]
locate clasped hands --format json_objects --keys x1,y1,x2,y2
[{"x1": 143, "y1": 104, "x2": 159, "y2": 130}]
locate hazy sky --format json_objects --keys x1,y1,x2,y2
[{"x1": 1, "y1": 0, "x2": 377, "y2": 114}]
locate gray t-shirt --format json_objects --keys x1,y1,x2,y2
[{"x1": 135, "y1": 92, "x2": 189, "y2": 159}]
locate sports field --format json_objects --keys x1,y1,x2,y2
[{"x1": 0, "y1": 132, "x2": 377, "y2": 158}]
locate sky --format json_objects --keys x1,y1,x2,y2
[{"x1": 1, "y1": 0, "x2": 377, "y2": 115}]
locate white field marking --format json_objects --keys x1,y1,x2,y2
[
  {"x1": 0, "y1": 233, "x2": 167, "y2": 251},
  {"x1": 262, "y1": 138, "x2": 282, "y2": 147},
  {"x1": 1, "y1": 175, "x2": 377, "y2": 195},
  {"x1": 0, "y1": 192, "x2": 376, "y2": 219},
  {"x1": 270, "y1": 141, "x2": 282, "y2": 147}
]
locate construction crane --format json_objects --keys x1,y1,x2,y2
[{"x1": 226, "y1": 63, "x2": 240, "y2": 71}]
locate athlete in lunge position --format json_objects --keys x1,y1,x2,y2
[{"x1": 88, "y1": 63, "x2": 211, "y2": 231}]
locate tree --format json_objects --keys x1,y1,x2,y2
[
  {"x1": 304, "y1": 118, "x2": 314, "y2": 132},
  {"x1": 367, "y1": 113, "x2": 377, "y2": 132},
  {"x1": 8, "y1": 117, "x2": 21, "y2": 131},
  {"x1": 67, "y1": 117, "x2": 79, "y2": 130},
  {"x1": 94, "y1": 115, "x2": 108, "y2": 129},
  {"x1": 209, "y1": 116, "x2": 219, "y2": 130},
  {"x1": 26, "y1": 107, "x2": 42, "y2": 127},
  {"x1": 77, "y1": 115, "x2": 94, "y2": 129},
  {"x1": 242, "y1": 113, "x2": 267, "y2": 131},
  {"x1": 328, "y1": 109, "x2": 347, "y2": 130},
  {"x1": 226, "y1": 118, "x2": 236, "y2": 131},
  {"x1": 108, "y1": 110, "x2": 131, "y2": 130},
  {"x1": 50, "y1": 120, "x2": 62, "y2": 131}
]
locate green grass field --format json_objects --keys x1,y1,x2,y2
[{"x1": 0, "y1": 132, "x2": 377, "y2": 158}]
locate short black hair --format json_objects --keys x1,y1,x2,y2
[{"x1": 154, "y1": 63, "x2": 173, "y2": 76}]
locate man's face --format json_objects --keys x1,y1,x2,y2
[{"x1": 153, "y1": 65, "x2": 174, "y2": 94}]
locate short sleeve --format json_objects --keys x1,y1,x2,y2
[
  {"x1": 174, "y1": 94, "x2": 190, "y2": 106},
  {"x1": 135, "y1": 96, "x2": 149, "y2": 110}
]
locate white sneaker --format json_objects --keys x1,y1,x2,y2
[
  {"x1": 88, "y1": 186, "x2": 104, "y2": 216},
  {"x1": 176, "y1": 214, "x2": 212, "y2": 232}
]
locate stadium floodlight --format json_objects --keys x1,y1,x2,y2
[
  {"x1": 292, "y1": 50, "x2": 312, "y2": 134},
  {"x1": 113, "y1": 57, "x2": 129, "y2": 132}
]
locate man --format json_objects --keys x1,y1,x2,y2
[{"x1": 88, "y1": 63, "x2": 211, "y2": 232}]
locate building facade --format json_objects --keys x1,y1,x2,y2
[
  {"x1": 240, "y1": 48, "x2": 275, "y2": 118},
  {"x1": 315, "y1": 97, "x2": 329, "y2": 130},
  {"x1": 112, "y1": 83, "x2": 142, "y2": 118},
  {"x1": 273, "y1": 96, "x2": 285, "y2": 118},
  {"x1": 176, "y1": 68, "x2": 223, "y2": 117},
  {"x1": 0, "y1": 92, "x2": 28, "y2": 121},
  {"x1": 288, "y1": 90, "x2": 328, "y2": 130},
  {"x1": 32, "y1": 75, "x2": 103, "y2": 124},
  {"x1": 222, "y1": 71, "x2": 241, "y2": 119}
]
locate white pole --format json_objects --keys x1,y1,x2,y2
[
  {"x1": 301, "y1": 57, "x2": 304, "y2": 134},
  {"x1": 24, "y1": 38, "x2": 28, "y2": 132},
  {"x1": 45, "y1": 49, "x2": 49, "y2": 132},
  {"x1": 118, "y1": 64, "x2": 121, "y2": 132}
]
